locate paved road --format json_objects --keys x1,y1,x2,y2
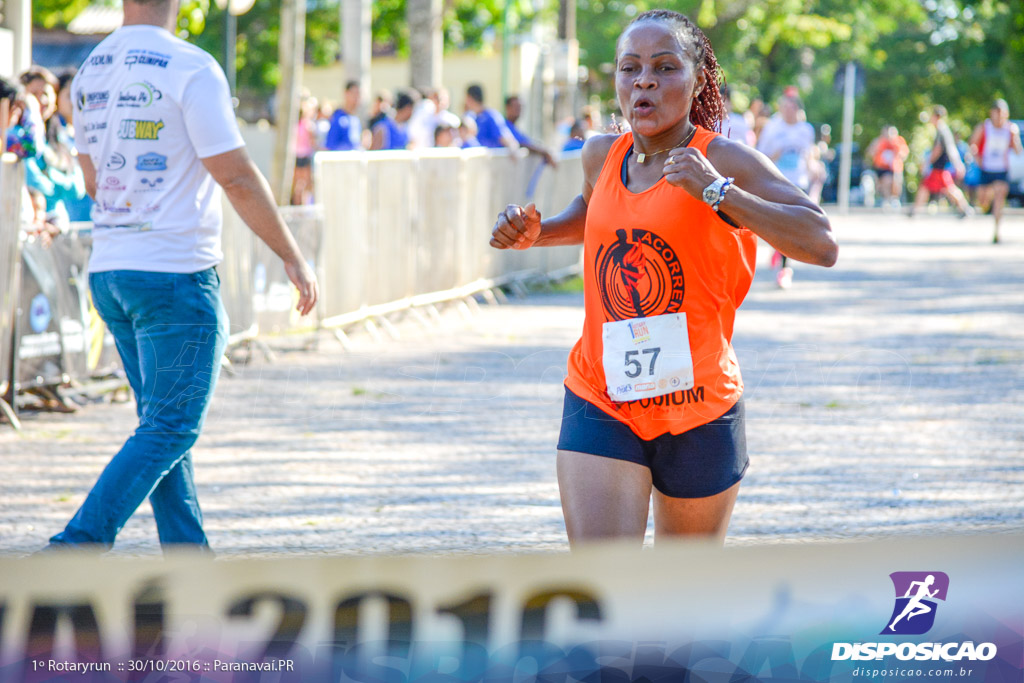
[{"x1": 2, "y1": 211, "x2": 1022, "y2": 556}]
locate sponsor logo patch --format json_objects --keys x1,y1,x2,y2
[
  {"x1": 118, "y1": 119, "x2": 164, "y2": 141},
  {"x1": 135, "y1": 152, "x2": 167, "y2": 171}
]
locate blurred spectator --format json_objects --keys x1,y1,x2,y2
[
  {"x1": 458, "y1": 116, "x2": 480, "y2": 148},
  {"x1": 1, "y1": 76, "x2": 27, "y2": 156},
  {"x1": 464, "y1": 84, "x2": 518, "y2": 150},
  {"x1": 13, "y1": 66, "x2": 84, "y2": 225},
  {"x1": 867, "y1": 125, "x2": 910, "y2": 209},
  {"x1": 749, "y1": 98, "x2": 770, "y2": 141},
  {"x1": 43, "y1": 70, "x2": 92, "y2": 221},
  {"x1": 292, "y1": 95, "x2": 318, "y2": 204},
  {"x1": 504, "y1": 94, "x2": 556, "y2": 167},
  {"x1": 434, "y1": 122, "x2": 456, "y2": 148},
  {"x1": 721, "y1": 84, "x2": 754, "y2": 146},
  {"x1": 409, "y1": 87, "x2": 460, "y2": 149},
  {"x1": 19, "y1": 67, "x2": 58, "y2": 163},
  {"x1": 579, "y1": 105, "x2": 601, "y2": 138},
  {"x1": 25, "y1": 186, "x2": 62, "y2": 245},
  {"x1": 562, "y1": 119, "x2": 586, "y2": 152},
  {"x1": 370, "y1": 89, "x2": 417, "y2": 150},
  {"x1": 325, "y1": 80, "x2": 362, "y2": 151},
  {"x1": 368, "y1": 89, "x2": 392, "y2": 131},
  {"x1": 314, "y1": 101, "x2": 333, "y2": 148},
  {"x1": 407, "y1": 87, "x2": 437, "y2": 149}
]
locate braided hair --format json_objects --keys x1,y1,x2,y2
[{"x1": 619, "y1": 10, "x2": 725, "y2": 133}]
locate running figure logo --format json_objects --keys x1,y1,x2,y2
[
  {"x1": 595, "y1": 228, "x2": 685, "y2": 321},
  {"x1": 882, "y1": 572, "x2": 949, "y2": 635}
]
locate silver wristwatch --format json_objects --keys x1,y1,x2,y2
[{"x1": 701, "y1": 176, "x2": 734, "y2": 211}]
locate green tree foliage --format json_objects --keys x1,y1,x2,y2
[
  {"x1": 32, "y1": 0, "x2": 208, "y2": 36},
  {"x1": 31, "y1": 0, "x2": 95, "y2": 29},
  {"x1": 575, "y1": 0, "x2": 1021, "y2": 156},
  {"x1": 372, "y1": 0, "x2": 539, "y2": 56},
  {"x1": 33, "y1": 0, "x2": 1021, "y2": 152}
]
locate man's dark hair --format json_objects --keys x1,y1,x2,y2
[
  {"x1": 466, "y1": 84, "x2": 484, "y2": 104},
  {"x1": 345, "y1": 80, "x2": 360, "y2": 91},
  {"x1": 395, "y1": 89, "x2": 419, "y2": 111},
  {"x1": 504, "y1": 94, "x2": 520, "y2": 108}
]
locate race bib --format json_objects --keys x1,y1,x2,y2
[
  {"x1": 602, "y1": 313, "x2": 694, "y2": 403},
  {"x1": 778, "y1": 149, "x2": 801, "y2": 171}
]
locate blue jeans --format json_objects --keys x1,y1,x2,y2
[{"x1": 49, "y1": 268, "x2": 228, "y2": 551}]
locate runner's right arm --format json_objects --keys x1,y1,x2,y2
[
  {"x1": 202, "y1": 147, "x2": 319, "y2": 315},
  {"x1": 490, "y1": 134, "x2": 615, "y2": 250}
]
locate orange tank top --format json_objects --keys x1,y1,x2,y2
[{"x1": 564, "y1": 127, "x2": 757, "y2": 439}]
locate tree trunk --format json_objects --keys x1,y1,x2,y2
[
  {"x1": 271, "y1": 0, "x2": 305, "y2": 205},
  {"x1": 341, "y1": 0, "x2": 372, "y2": 119},
  {"x1": 406, "y1": 0, "x2": 442, "y2": 90}
]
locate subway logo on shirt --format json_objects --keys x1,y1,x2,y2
[{"x1": 118, "y1": 119, "x2": 164, "y2": 140}]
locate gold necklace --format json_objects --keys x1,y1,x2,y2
[{"x1": 633, "y1": 126, "x2": 697, "y2": 163}]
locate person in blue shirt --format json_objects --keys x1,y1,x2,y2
[
  {"x1": 324, "y1": 80, "x2": 362, "y2": 151},
  {"x1": 504, "y1": 94, "x2": 557, "y2": 167},
  {"x1": 463, "y1": 84, "x2": 518, "y2": 150},
  {"x1": 562, "y1": 119, "x2": 586, "y2": 152},
  {"x1": 370, "y1": 90, "x2": 417, "y2": 150},
  {"x1": 458, "y1": 116, "x2": 481, "y2": 148}
]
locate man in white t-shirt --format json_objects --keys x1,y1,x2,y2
[
  {"x1": 756, "y1": 92, "x2": 816, "y2": 288},
  {"x1": 46, "y1": 0, "x2": 318, "y2": 553},
  {"x1": 757, "y1": 94, "x2": 816, "y2": 192}
]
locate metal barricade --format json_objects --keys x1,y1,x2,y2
[
  {"x1": 537, "y1": 150, "x2": 585, "y2": 276},
  {"x1": 253, "y1": 204, "x2": 324, "y2": 335},
  {"x1": 218, "y1": 197, "x2": 258, "y2": 343},
  {"x1": 15, "y1": 238, "x2": 75, "y2": 389},
  {"x1": 309, "y1": 147, "x2": 584, "y2": 332},
  {"x1": 316, "y1": 151, "x2": 370, "y2": 320},
  {"x1": 415, "y1": 148, "x2": 465, "y2": 294},
  {"x1": 1, "y1": 154, "x2": 24, "y2": 424},
  {"x1": 62, "y1": 226, "x2": 121, "y2": 379},
  {"x1": 458, "y1": 149, "x2": 497, "y2": 286},
  {"x1": 366, "y1": 152, "x2": 418, "y2": 306}
]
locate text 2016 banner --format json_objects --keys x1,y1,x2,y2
[{"x1": 0, "y1": 534, "x2": 1020, "y2": 682}]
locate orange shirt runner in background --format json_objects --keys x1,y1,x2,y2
[
  {"x1": 872, "y1": 135, "x2": 909, "y2": 174},
  {"x1": 565, "y1": 127, "x2": 758, "y2": 440}
]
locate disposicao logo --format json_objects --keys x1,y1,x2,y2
[
  {"x1": 831, "y1": 572, "x2": 997, "y2": 663},
  {"x1": 883, "y1": 571, "x2": 948, "y2": 635}
]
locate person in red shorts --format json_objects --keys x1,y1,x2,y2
[
  {"x1": 490, "y1": 10, "x2": 837, "y2": 547},
  {"x1": 909, "y1": 106, "x2": 973, "y2": 218}
]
